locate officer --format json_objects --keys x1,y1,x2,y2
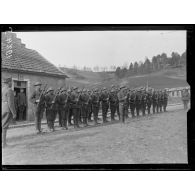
[
  {"x1": 45, "y1": 87, "x2": 58, "y2": 131},
  {"x1": 2, "y1": 77, "x2": 16, "y2": 148},
  {"x1": 117, "y1": 85, "x2": 127, "y2": 123},
  {"x1": 135, "y1": 88, "x2": 142, "y2": 117},
  {"x1": 80, "y1": 89, "x2": 90, "y2": 126},
  {"x1": 146, "y1": 89, "x2": 152, "y2": 114},
  {"x1": 57, "y1": 88, "x2": 69, "y2": 130},
  {"x1": 109, "y1": 89, "x2": 118, "y2": 121},
  {"x1": 69, "y1": 87, "x2": 81, "y2": 128},
  {"x1": 87, "y1": 89, "x2": 93, "y2": 122},
  {"x1": 91, "y1": 88, "x2": 100, "y2": 125},
  {"x1": 124, "y1": 88, "x2": 129, "y2": 119},
  {"x1": 163, "y1": 89, "x2": 168, "y2": 112},
  {"x1": 17, "y1": 88, "x2": 27, "y2": 120},
  {"x1": 181, "y1": 88, "x2": 190, "y2": 110},
  {"x1": 30, "y1": 82, "x2": 46, "y2": 134},
  {"x1": 100, "y1": 87, "x2": 109, "y2": 123},
  {"x1": 129, "y1": 89, "x2": 136, "y2": 118}
]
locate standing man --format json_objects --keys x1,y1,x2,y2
[
  {"x1": 2, "y1": 77, "x2": 16, "y2": 148},
  {"x1": 109, "y1": 89, "x2": 118, "y2": 121},
  {"x1": 100, "y1": 87, "x2": 109, "y2": 123},
  {"x1": 141, "y1": 89, "x2": 147, "y2": 116},
  {"x1": 45, "y1": 87, "x2": 58, "y2": 131},
  {"x1": 181, "y1": 88, "x2": 190, "y2": 110},
  {"x1": 135, "y1": 88, "x2": 142, "y2": 117},
  {"x1": 146, "y1": 89, "x2": 152, "y2": 115},
  {"x1": 87, "y1": 89, "x2": 93, "y2": 122},
  {"x1": 152, "y1": 90, "x2": 158, "y2": 114},
  {"x1": 117, "y1": 85, "x2": 127, "y2": 123},
  {"x1": 14, "y1": 91, "x2": 18, "y2": 122},
  {"x1": 67, "y1": 89, "x2": 73, "y2": 126},
  {"x1": 129, "y1": 89, "x2": 136, "y2": 118},
  {"x1": 30, "y1": 82, "x2": 46, "y2": 134},
  {"x1": 57, "y1": 88, "x2": 69, "y2": 130},
  {"x1": 17, "y1": 88, "x2": 27, "y2": 120},
  {"x1": 163, "y1": 89, "x2": 168, "y2": 112},
  {"x1": 91, "y1": 88, "x2": 100, "y2": 125}
]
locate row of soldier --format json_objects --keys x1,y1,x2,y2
[{"x1": 30, "y1": 82, "x2": 169, "y2": 133}]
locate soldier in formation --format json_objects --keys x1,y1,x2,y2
[{"x1": 28, "y1": 82, "x2": 172, "y2": 135}]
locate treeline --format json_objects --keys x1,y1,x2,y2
[{"x1": 115, "y1": 51, "x2": 186, "y2": 78}]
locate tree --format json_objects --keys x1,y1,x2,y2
[
  {"x1": 171, "y1": 52, "x2": 180, "y2": 67},
  {"x1": 129, "y1": 62, "x2": 134, "y2": 76},
  {"x1": 180, "y1": 51, "x2": 186, "y2": 66},
  {"x1": 115, "y1": 66, "x2": 121, "y2": 77},
  {"x1": 133, "y1": 62, "x2": 139, "y2": 74}
]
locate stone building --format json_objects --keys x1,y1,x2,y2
[{"x1": 1, "y1": 32, "x2": 68, "y2": 121}]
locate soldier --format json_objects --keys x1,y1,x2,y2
[
  {"x1": 45, "y1": 87, "x2": 59, "y2": 131},
  {"x1": 181, "y1": 88, "x2": 190, "y2": 110},
  {"x1": 91, "y1": 88, "x2": 100, "y2": 125},
  {"x1": 17, "y1": 88, "x2": 27, "y2": 120},
  {"x1": 163, "y1": 89, "x2": 168, "y2": 112},
  {"x1": 146, "y1": 89, "x2": 152, "y2": 114},
  {"x1": 135, "y1": 88, "x2": 142, "y2": 117},
  {"x1": 156, "y1": 90, "x2": 160, "y2": 113},
  {"x1": 57, "y1": 88, "x2": 69, "y2": 130},
  {"x1": 2, "y1": 77, "x2": 16, "y2": 148},
  {"x1": 109, "y1": 89, "x2": 118, "y2": 121},
  {"x1": 124, "y1": 88, "x2": 129, "y2": 119},
  {"x1": 30, "y1": 82, "x2": 46, "y2": 134},
  {"x1": 117, "y1": 85, "x2": 127, "y2": 123},
  {"x1": 69, "y1": 87, "x2": 81, "y2": 128},
  {"x1": 87, "y1": 89, "x2": 93, "y2": 122},
  {"x1": 80, "y1": 89, "x2": 90, "y2": 126},
  {"x1": 14, "y1": 91, "x2": 18, "y2": 121},
  {"x1": 115, "y1": 87, "x2": 120, "y2": 119},
  {"x1": 67, "y1": 89, "x2": 73, "y2": 125},
  {"x1": 141, "y1": 89, "x2": 147, "y2": 116},
  {"x1": 100, "y1": 87, "x2": 109, "y2": 123},
  {"x1": 129, "y1": 89, "x2": 136, "y2": 118},
  {"x1": 152, "y1": 90, "x2": 158, "y2": 114},
  {"x1": 57, "y1": 87, "x2": 63, "y2": 127},
  {"x1": 159, "y1": 90, "x2": 163, "y2": 112}
]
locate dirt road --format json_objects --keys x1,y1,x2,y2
[{"x1": 2, "y1": 108, "x2": 187, "y2": 165}]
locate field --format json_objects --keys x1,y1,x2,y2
[
  {"x1": 63, "y1": 67, "x2": 189, "y2": 89},
  {"x1": 2, "y1": 106, "x2": 187, "y2": 165}
]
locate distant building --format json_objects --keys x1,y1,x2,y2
[{"x1": 1, "y1": 32, "x2": 68, "y2": 121}]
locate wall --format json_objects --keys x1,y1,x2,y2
[{"x1": 2, "y1": 70, "x2": 66, "y2": 121}]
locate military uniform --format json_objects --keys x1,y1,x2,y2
[
  {"x1": 158, "y1": 91, "x2": 163, "y2": 112},
  {"x1": 57, "y1": 89, "x2": 69, "y2": 130},
  {"x1": 156, "y1": 91, "x2": 160, "y2": 113},
  {"x1": 182, "y1": 89, "x2": 190, "y2": 110},
  {"x1": 69, "y1": 88, "x2": 81, "y2": 128},
  {"x1": 87, "y1": 90, "x2": 93, "y2": 122},
  {"x1": 30, "y1": 82, "x2": 45, "y2": 133},
  {"x1": 152, "y1": 91, "x2": 158, "y2": 114},
  {"x1": 141, "y1": 91, "x2": 147, "y2": 116},
  {"x1": 2, "y1": 77, "x2": 16, "y2": 147},
  {"x1": 17, "y1": 91, "x2": 26, "y2": 120},
  {"x1": 135, "y1": 90, "x2": 142, "y2": 117},
  {"x1": 80, "y1": 89, "x2": 90, "y2": 126},
  {"x1": 129, "y1": 90, "x2": 136, "y2": 118},
  {"x1": 91, "y1": 89, "x2": 100, "y2": 125},
  {"x1": 146, "y1": 91, "x2": 152, "y2": 114},
  {"x1": 163, "y1": 90, "x2": 168, "y2": 111},
  {"x1": 117, "y1": 86, "x2": 127, "y2": 123},
  {"x1": 109, "y1": 89, "x2": 118, "y2": 121},
  {"x1": 100, "y1": 88, "x2": 109, "y2": 123},
  {"x1": 124, "y1": 89, "x2": 129, "y2": 118},
  {"x1": 45, "y1": 88, "x2": 58, "y2": 131}
]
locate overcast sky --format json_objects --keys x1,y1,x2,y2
[{"x1": 16, "y1": 31, "x2": 186, "y2": 70}]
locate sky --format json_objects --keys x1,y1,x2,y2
[{"x1": 16, "y1": 31, "x2": 186, "y2": 70}]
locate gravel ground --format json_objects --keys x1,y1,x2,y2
[{"x1": 2, "y1": 108, "x2": 187, "y2": 165}]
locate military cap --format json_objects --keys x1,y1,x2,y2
[
  {"x1": 2, "y1": 77, "x2": 12, "y2": 83},
  {"x1": 120, "y1": 85, "x2": 126, "y2": 90},
  {"x1": 103, "y1": 87, "x2": 107, "y2": 90},
  {"x1": 83, "y1": 89, "x2": 87, "y2": 92},
  {"x1": 77, "y1": 89, "x2": 81, "y2": 93},
  {"x1": 111, "y1": 85, "x2": 115, "y2": 88},
  {"x1": 34, "y1": 82, "x2": 42, "y2": 86},
  {"x1": 67, "y1": 89, "x2": 71, "y2": 92},
  {"x1": 73, "y1": 86, "x2": 78, "y2": 90},
  {"x1": 87, "y1": 89, "x2": 91, "y2": 92},
  {"x1": 47, "y1": 87, "x2": 54, "y2": 92},
  {"x1": 61, "y1": 88, "x2": 67, "y2": 92},
  {"x1": 110, "y1": 89, "x2": 115, "y2": 93}
]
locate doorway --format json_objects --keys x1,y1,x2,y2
[{"x1": 13, "y1": 80, "x2": 28, "y2": 121}]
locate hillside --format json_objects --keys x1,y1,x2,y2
[{"x1": 60, "y1": 67, "x2": 189, "y2": 89}]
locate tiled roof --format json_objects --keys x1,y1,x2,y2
[{"x1": 1, "y1": 32, "x2": 68, "y2": 78}]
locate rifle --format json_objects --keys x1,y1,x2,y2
[
  {"x1": 51, "y1": 87, "x2": 62, "y2": 109},
  {"x1": 37, "y1": 84, "x2": 47, "y2": 108}
]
